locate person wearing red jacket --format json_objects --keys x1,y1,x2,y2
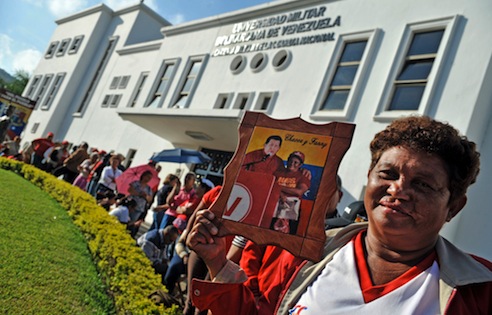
[{"x1": 31, "y1": 132, "x2": 54, "y2": 169}]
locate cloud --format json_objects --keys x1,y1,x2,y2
[
  {"x1": 105, "y1": 0, "x2": 139, "y2": 10},
  {"x1": 169, "y1": 13, "x2": 186, "y2": 25},
  {"x1": 46, "y1": 0, "x2": 88, "y2": 18},
  {"x1": 0, "y1": 34, "x2": 14, "y2": 73},
  {"x1": 104, "y1": 0, "x2": 159, "y2": 12},
  {"x1": 12, "y1": 49, "x2": 43, "y2": 74}
]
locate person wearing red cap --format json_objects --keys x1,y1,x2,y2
[
  {"x1": 270, "y1": 150, "x2": 311, "y2": 235},
  {"x1": 31, "y1": 132, "x2": 55, "y2": 169}
]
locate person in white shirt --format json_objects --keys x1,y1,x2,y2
[
  {"x1": 97, "y1": 154, "x2": 123, "y2": 193},
  {"x1": 109, "y1": 196, "x2": 143, "y2": 231}
]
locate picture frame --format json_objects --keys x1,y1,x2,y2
[{"x1": 209, "y1": 111, "x2": 355, "y2": 262}]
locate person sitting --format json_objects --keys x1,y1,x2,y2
[
  {"x1": 187, "y1": 116, "x2": 492, "y2": 314},
  {"x1": 109, "y1": 196, "x2": 143, "y2": 232},
  {"x1": 97, "y1": 190, "x2": 117, "y2": 211},
  {"x1": 137, "y1": 225, "x2": 180, "y2": 285}
]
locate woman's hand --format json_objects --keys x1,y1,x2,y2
[{"x1": 186, "y1": 209, "x2": 227, "y2": 278}]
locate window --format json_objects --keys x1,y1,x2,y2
[
  {"x1": 31, "y1": 122, "x2": 40, "y2": 133},
  {"x1": 376, "y1": 16, "x2": 461, "y2": 119},
  {"x1": 250, "y1": 53, "x2": 267, "y2": 72},
  {"x1": 41, "y1": 73, "x2": 65, "y2": 110},
  {"x1": 56, "y1": 38, "x2": 71, "y2": 57},
  {"x1": 34, "y1": 74, "x2": 53, "y2": 109},
  {"x1": 193, "y1": 148, "x2": 234, "y2": 185},
  {"x1": 119, "y1": 76, "x2": 130, "y2": 89},
  {"x1": 76, "y1": 37, "x2": 118, "y2": 114},
  {"x1": 254, "y1": 92, "x2": 278, "y2": 111},
  {"x1": 233, "y1": 93, "x2": 252, "y2": 110},
  {"x1": 110, "y1": 77, "x2": 120, "y2": 89},
  {"x1": 146, "y1": 61, "x2": 177, "y2": 108},
  {"x1": 128, "y1": 72, "x2": 148, "y2": 108},
  {"x1": 110, "y1": 94, "x2": 122, "y2": 108},
  {"x1": 214, "y1": 93, "x2": 233, "y2": 109},
  {"x1": 311, "y1": 29, "x2": 380, "y2": 121},
  {"x1": 272, "y1": 50, "x2": 292, "y2": 71},
  {"x1": 172, "y1": 57, "x2": 206, "y2": 108},
  {"x1": 25, "y1": 75, "x2": 42, "y2": 99},
  {"x1": 230, "y1": 56, "x2": 246, "y2": 74},
  {"x1": 388, "y1": 30, "x2": 444, "y2": 110},
  {"x1": 68, "y1": 35, "x2": 84, "y2": 54},
  {"x1": 101, "y1": 95, "x2": 111, "y2": 107},
  {"x1": 321, "y1": 40, "x2": 367, "y2": 111},
  {"x1": 124, "y1": 149, "x2": 137, "y2": 169},
  {"x1": 45, "y1": 41, "x2": 59, "y2": 58}
]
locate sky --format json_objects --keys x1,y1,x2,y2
[{"x1": 0, "y1": 0, "x2": 275, "y2": 76}]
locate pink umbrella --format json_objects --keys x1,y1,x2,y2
[{"x1": 115, "y1": 163, "x2": 161, "y2": 195}]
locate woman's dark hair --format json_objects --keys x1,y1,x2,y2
[
  {"x1": 184, "y1": 172, "x2": 196, "y2": 182},
  {"x1": 163, "y1": 173, "x2": 179, "y2": 185},
  {"x1": 96, "y1": 190, "x2": 116, "y2": 201},
  {"x1": 370, "y1": 116, "x2": 480, "y2": 203},
  {"x1": 140, "y1": 170, "x2": 153, "y2": 181},
  {"x1": 116, "y1": 196, "x2": 137, "y2": 208}
]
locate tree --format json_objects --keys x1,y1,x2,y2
[{"x1": 4, "y1": 70, "x2": 30, "y2": 95}]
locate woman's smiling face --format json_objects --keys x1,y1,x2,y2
[{"x1": 365, "y1": 146, "x2": 453, "y2": 250}]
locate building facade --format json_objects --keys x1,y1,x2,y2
[{"x1": 22, "y1": 0, "x2": 492, "y2": 259}]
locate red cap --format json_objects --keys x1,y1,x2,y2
[
  {"x1": 61, "y1": 140, "x2": 69, "y2": 145},
  {"x1": 289, "y1": 151, "x2": 305, "y2": 163},
  {"x1": 99, "y1": 150, "x2": 107, "y2": 155},
  {"x1": 47, "y1": 132, "x2": 54, "y2": 137}
]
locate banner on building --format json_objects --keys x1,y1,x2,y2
[{"x1": 0, "y1": 87, "x2": 36, "y2": 141}]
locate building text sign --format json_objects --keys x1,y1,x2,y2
[{"x1": 212, "y1": 6, "x2": 341, "y2": 57}]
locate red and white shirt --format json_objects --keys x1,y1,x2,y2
[{"x1": 292, "y1": 232, "x2": 440, "y2": 315}]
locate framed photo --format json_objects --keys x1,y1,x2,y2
[{"x1": 210, "y1": 112, "x2": 355, "y2": 261}]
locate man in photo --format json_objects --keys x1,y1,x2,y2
[{"x1": 242, "y1": 135, "x2": 284, "y2": 174}]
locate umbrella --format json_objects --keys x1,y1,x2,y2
[
  {"x1": 115, "y1": 163, "x2": 161, "y2": 195},
  {"x1": 150, "y1": 148, "x2": 212, "y2": 164}
]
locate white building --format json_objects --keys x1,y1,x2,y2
[{"x1": 22, "y1": 0, "x2": 492, "y2": 260}]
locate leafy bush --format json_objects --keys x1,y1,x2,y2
[{"x1": 0, "y1": 157, "x2": 180, "y2": 315}]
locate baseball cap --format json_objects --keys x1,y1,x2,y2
[
  {"x1": 47, "y1": 132, "x2": 54, "y2": 137},
  {"x1": 288, "y1": 151, "x2": 305, "y2": 163},
  {"x1": 325, "y1": 201, "x2": 367, "y2": 229}
]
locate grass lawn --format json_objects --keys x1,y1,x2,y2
[{"x1": 0, "y1": 169, "x2": 115, "y2": 314}]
